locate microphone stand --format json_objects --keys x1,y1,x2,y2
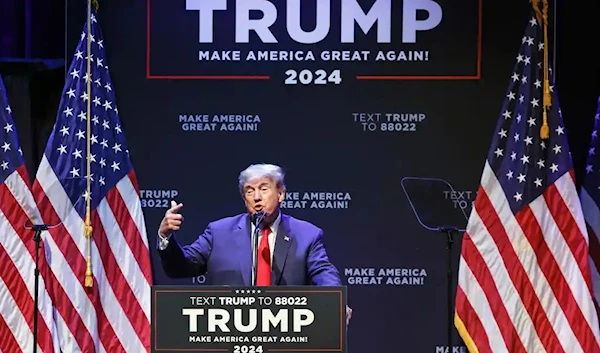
[
  {"x1": 251, "y1": 212, "x2": 265, "y2": 286},
  {"x1": 31, "y1": 224, "x2": 49, "y2": 353}
]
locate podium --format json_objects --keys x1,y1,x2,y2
[{"x1": 151, "y1": 285, "x2": 347, "y2": 353}]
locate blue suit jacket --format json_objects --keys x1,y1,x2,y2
[{"x1": 157, "y1": 213, "x2": 342, "y2": 286}]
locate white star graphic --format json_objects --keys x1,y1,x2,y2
[
  {"x1": 530, "y1": 98, "x2": 539, "y2": 107},
  {"x1": 63, "y1": 107, "x2": 74, "y2": 117},
  {"x1": 521, "y1": 75, "x2": 528, "y2": 84},
  {"x1": 60, "y1": 126, "x2": 70, "y2": 136},
  {"x1": 514, "y1": 192, "x2": 523, "y2": 201},
  {"x1": 69, "y1": 167, "x2": 80, "y2": 178},
  {"x1": 553, "y1": 144, "x2": 562, "y2": 154},
  {"x1": 537, "y1": 159, "x2": 545, "y2": 168}
]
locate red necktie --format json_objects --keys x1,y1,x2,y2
[{"x1": 256, "y1": 227, "x2": 272, "y2": 286}]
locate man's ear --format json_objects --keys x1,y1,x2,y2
[{"x1": 278, "y1": 189, "x2": 286, "y2": 203}]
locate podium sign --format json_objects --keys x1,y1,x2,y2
[{"x1": 151, "y1": 285, "x2": 347, "y2": 353}]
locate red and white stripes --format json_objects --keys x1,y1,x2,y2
[
  {"x1": 30, "y1": 156, "x2": 152, "y2": 353},
  {"x1": 456, "y1": 162, "x2": 600, "y2": 353},
  {"x1": 0, "y1": 165, "x2": 59, "y2": 353}
]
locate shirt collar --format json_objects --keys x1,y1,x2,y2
[
  {"x1": 250, "y1": 211, "x2": 281, "y2": 233},
  {"x1": 269, "y1": 212, "x2": 281, "y2": 233}
]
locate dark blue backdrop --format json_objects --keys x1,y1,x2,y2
[{"x1": 64, "y1": 0, "x2": 532, "y2": 352}]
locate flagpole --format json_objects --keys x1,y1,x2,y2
[
  {"x1": 541, "y1": 0, "x2": 551, "y2": 140},
  {"x1": 532, "y1": 0, "x2": 551, "y2": 140},
  {"x1": 84, "y1": 0, "x2": 98, "y2": 288}
]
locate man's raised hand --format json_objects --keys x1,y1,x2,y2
[{"x1": 159, "y1": 200, "x2": 184, "y2": 238}]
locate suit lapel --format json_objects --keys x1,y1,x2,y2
[
  {"x1": 235, "y1": 214, "x2": 252, "y2": 286},
  {"x1": 272, "y1": 214, "x2": 292, "y2": 285}
]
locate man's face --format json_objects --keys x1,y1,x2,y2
[{"x1": 242, "y1": 176, "x2": 285, "y2": 218}]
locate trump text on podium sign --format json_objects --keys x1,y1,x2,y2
[{"x1": 152, "y1": 286, "x2": 347, "y2": 353}]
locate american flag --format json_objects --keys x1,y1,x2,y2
[
  {"x1": 31, "y1": 9, "x2": 153, "y2": 353},
  {"x1": 0, "y1": 76, "x2": 59, "y2": 352},
  {"x1": 454, "y1": 11, "x2": 600, "y2": 353},
  {"x1": 580, "y1": 97, "x2": 600, "y2": 316}
]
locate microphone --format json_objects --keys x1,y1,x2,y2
[
  {"x1": 251, "y1": 210, "x2": 266, "y2": 225},
  {"x1": 250, "y1": 210, "x2": 266, "y2": 286}
]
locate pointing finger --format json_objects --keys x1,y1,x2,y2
[{"x1": 168, "y1": 201, "x2": 184, "y2": 213}]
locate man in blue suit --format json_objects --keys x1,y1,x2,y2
[{"x1": 157, "y1": 163, "x2": 352, "y2": 322}]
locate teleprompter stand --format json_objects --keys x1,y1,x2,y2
[{"x1": 401, "y1": 177, "x2": 469, "y2": 352}]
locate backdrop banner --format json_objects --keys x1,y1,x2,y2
[{"x1": 66, "y1": 0, "x2": 533, "y2": 351}]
